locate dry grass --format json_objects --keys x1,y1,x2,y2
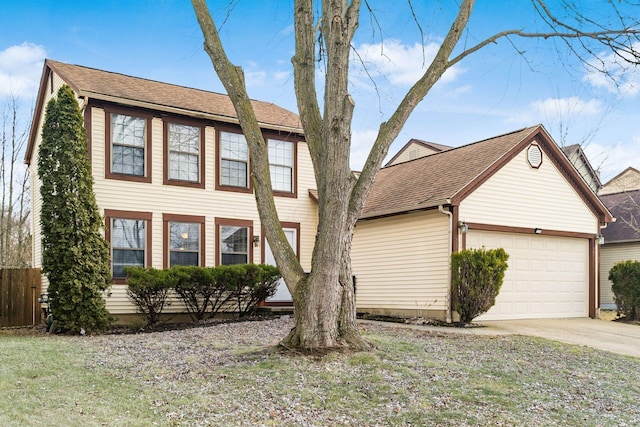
[{"x1": 2, "y1": 317, "x2": 639, "y2": 426}]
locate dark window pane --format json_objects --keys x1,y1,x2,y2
[
  {"x1": 112, "y1": 249, "x2": 144, "y2": 278},
  {"x1": 170, "y1": 251, "x2": 199, "y2": 267},
  {"x1": 221, "y1": 253, "x2": 248, "y2": 265}
]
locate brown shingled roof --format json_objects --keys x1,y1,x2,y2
[
  {"x1": 600, "y1": 190, "x2": 640, "y2": 243},
  {"x1": 47, "y1": 59, "x2": 302, "y2": 131},
  {"x1": 362, "y1": 126, "x2": 540, "y2": 218}
]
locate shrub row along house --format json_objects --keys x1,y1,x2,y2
[
  {"x1": 27, "y1": 60, "x2": 615, "y2": 323},
  {"x1": 25, "y1": 60, "x2": 318, "y2": 322}
]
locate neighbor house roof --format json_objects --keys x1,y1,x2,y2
[
  {"x1": 600, "y1": 190, "x2": 640, "y2": 243},
  {"x1": 384, "y1": 138, "x2": 453, "y2": 166},
  {"x1": 600, "y1": 167, "x2": 640, "y2": 195},
  {"x1": 25, "y1": 59, "x2": 302, "y2": 164},
  {"x1": 361, "y1": 125, "x2": 612, "y2": 224},
  {"x1": 561, "y1": 144, "x2": 602, "y2": 191}
]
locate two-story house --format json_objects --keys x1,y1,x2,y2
[{"x1": 25, "y1": 60, "x2": 318, "y2": 319}]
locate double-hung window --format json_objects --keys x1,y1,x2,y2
[
  {"x1": 268, "y1": 139, "x2": 294, "y2": 193},
  {"x1": 216, "y1": 218, "x2": 253, "y2": 265},
  {"x1": 110, "y1": 218, "x2": 146, "y2": 279},
  {"x1": 110, "y1": 113, "x2": 147, "y2": 179},
  {"x1": 163, "y1": 214, "x2": 205, "y2": 268},
  {"x1": 166, "y1": 122, "x2": 202, "y2": 186},
  {"x1": 105, "y1": 210, "x2": 151, "y2": 283},
  {"x1": 219, "y1": 131, "x2": 249, "y2": 189}
]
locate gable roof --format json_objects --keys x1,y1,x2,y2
[
  {"x1": 600, "y1": 167, "x2": 640, "y2": 195},
  {"x1": 361, "y1": 125, "x2": 612, "y2": 224},
  {"x1": 561, "y1": 144, "x2": 602, "y2": 191},
  {"x1": 600, "y1": 190, "x2": 640, "y2": 243},
  {"x1": 26, "y1": 59, "x2": 302, "y2": 164},
  {"x1": 384, "y1": 138, "x2": 453, "y2": 166}
]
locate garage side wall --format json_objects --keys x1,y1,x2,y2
[
  {"x1": 600, "y1": 242, "x2": 640, "y2": 308},
  {"x1": 459, "y1": 149, "x2": 597, "y2": 234},
  {"x1": 352, "y1": 210, "x2": 450, "y2": 319}
]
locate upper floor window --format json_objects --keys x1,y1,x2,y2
[
  {"x1": 219, "y1": 131, "x2": 249, "y2": 189},
  {"x1": 106, "y1": 109, "x2": 151, "y2": 183},
  {"x1": 268, "y1": 139, "x2": 294, "y2": 193},
  {"x1": 166, "y1": 123, "x2": 202, "y2": 186},
  {"x1": 112, "y1": 114, "x2": 145, "y2": 176}
]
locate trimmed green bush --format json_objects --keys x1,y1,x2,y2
[
  {"x1": 125, "y1": 267, "x2": 174, "y2": 326},
  {"x1": 609, "y1": 260, "x2": 640, "y2": 320},
  {"x1": 217, "y1": 264, "x2": 281, "y2": 317},
  {"x1": 170, "y1": 266, "x2": 233, "y2": 323},
  {"x1": 452, "y1": 248, "x2": 509, "y2": 323}
]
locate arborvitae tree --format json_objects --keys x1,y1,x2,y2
[{"x1": 38, "y1": 85, "x2": 112, "y2": 333}]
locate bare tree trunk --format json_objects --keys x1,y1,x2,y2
[
  {"x1": 0, "y1": 98, "x2": 31, "y2": 268},
  {"x1": 191, "y1": 0, "x2": 640, "y2": 351}
]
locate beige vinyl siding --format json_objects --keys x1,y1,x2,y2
[
  {"x1": 387, "y1": 142, "x2": 439, "y2": 166},
  {"x1": 565, "y1": 152, "x2": 599, "y2": 193},
  {"x1": 460, "y1": 148, "x2": 598, "y2": 235},
  {"x1": 352, "y1": 210, "x2": 450, "y2": 315},
  {"x1": 600, "y1": 242, "x2": 640, "y2": 307},
  {"x1": 90, "y1": 106, "x2": 318, "y2": 313}
]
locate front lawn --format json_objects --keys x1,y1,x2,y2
[{"x1": 1, "y1": 317, "x2": 639, "y2": 426}]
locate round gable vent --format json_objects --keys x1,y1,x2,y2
[{"x1": 527, "y1": 143, "x2": 543, "y2": 169}]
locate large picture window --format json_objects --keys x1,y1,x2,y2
[
  {"x1": 219, "y1": 131, "x2": 249, "y2": 189},
  {"x1": 167, "y1": 123, "x2": 201, "y2": 184},
  {"x1": 216, "y1": 218, "x2": 253, "y2": 265},
  {"x1": 268, "y1": 139, "x2": 294, "y2": 193}
]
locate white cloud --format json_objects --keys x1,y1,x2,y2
[
  {"x1": 508, "y1": 96, "x2": 603, "y2": 126},
  {"x1": 351, "y1": 39, "x2": 465, "y2": 88},
  {"x1": 583, "y1": 42, "x2": 640, "y2": 98},
  {"x1": 350, "y1": 128, "x2": 379, "y2": 171},
  {"x1": 0, "y1": 43, "x2": 46, "y2": 99},
  {"x1": 583, "y1": 139, "x2": 640, "y2": 183}
]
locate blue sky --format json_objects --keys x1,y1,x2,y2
[{"x1": 2, "y1": 0, "x2": 639, "y2": 182}]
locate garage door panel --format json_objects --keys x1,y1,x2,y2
[{"x1": 469, "y1": 231, "x2": 588, "y2": 321}]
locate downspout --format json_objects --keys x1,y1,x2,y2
[{"x1": 438, "y1": 205, "x2": 453, "y2": 323}]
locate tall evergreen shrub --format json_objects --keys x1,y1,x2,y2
[{"x1": 38, "y1": 85, "x2": 112, "y2": 333}]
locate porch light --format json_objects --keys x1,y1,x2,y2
[
  {"x1": 252, "y1": 235, "x2": 260, "y2": 247},
  {"x1": 598, "y1": 234, "x2": 605, "y2": 245},
  {"x1": 458, "y1": 221, "x2": 468, "y2": 234},
  {"x1": 534, "y1": 228, "x2": 543, "y2": 234}
]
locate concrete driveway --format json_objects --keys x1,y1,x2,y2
[{"x1": 478, "y1": 318, "x2": 640, "y2": 358}]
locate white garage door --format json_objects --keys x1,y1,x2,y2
[{"x1": 467, "y1": 231, "x2": 588, "y2": 321}]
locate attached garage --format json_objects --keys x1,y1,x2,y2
[
  {"x1": 352, "y1": 125, "x2": 611, "y2": 322},
  {"x1": 468, "y1": 231, "x2": 589, "y2": 320}
]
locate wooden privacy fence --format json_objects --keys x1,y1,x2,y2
[{"x1": 0, "y1": 268, "x2": 42, "y2": 327}]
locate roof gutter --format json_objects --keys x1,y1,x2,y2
[{"x1": 80, "y1": 91, "x2": 304, "y2": 135}]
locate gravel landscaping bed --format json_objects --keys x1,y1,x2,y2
[{"x1": 78, "y1": 317, "x2": 640, "y2": 426}]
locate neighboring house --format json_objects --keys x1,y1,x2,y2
[
  {"x1": 25, "y1": 60, "x2": 318, "y2": 318},
  {"x1": 352, "y1": 125, "x2": 612, "y2": 322},
  {"x1": 599, "y1": 188, "x2": 640, "y2": 310},
  {"x1": 385, "y1": 139, "x2": 452, "y2": 166},
  {"x1": 561, "y1": 144, "x2": 602, "y2": 193},
  {"x1": 599, "y1": 167, "x2": 640, "y2": 195}
]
